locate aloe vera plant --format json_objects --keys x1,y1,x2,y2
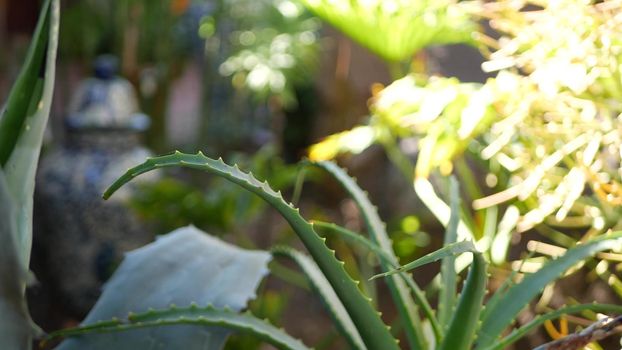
[{"x1": 43, "y1": 152, "x2": 620, "y2": 350}]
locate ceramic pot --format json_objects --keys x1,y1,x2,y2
[{"x1": 34, "y1": 56, "x2": 157, "y2": 318}]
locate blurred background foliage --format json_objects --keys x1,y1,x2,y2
[{"x1": 310, "y1": 0, "x2": 622, "y2": 273}]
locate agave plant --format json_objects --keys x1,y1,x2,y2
[
  {"x1": 0, "y1": 0, "x2": 59, "y2": 348},
  {"x1": 43, "y1": 152, "x2": 622, "y2": 350}
]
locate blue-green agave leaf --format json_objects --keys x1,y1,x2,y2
[{"x1": 57, "y1": 226, "x2": 271, "y2": 350}]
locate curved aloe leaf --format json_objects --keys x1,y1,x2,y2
[
  {"x1": 438, "y1": 253, "x2": 487, "y2": 350},
  {"x1": 272, "y1": 247, "x2": 365, "y2": 350},
  {"x1": 309, "y1": 160, "x2": 428, "y2": 348},
  {"x1": 438, "y1": 177, "x2": 460, "y2": 329},
  {"x1": 314, "y1": 220, "x2": 440, "y2": 341},
  {"x1": 48, "y1": 305, "x2": 310, "y2": 350},
  {"x1": 483, "y1": 303, "x2": 622, "y2": 350},
  {"x1": 104, "y1": 152, "x2": 399, "y2": 350},
  {"x1": 370, "y1": 241, "x2": 476, "y2": 280},
  {"x1": 3, "y1": 0, "x2": 59, "y2": 267},
  {"x1": 313, "y1": 221, "x2": 396, "y2": 266},
  {"x1": 477, "y1": 232, "x2": 622, "y2": 349}
]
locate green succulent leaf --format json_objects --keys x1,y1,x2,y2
[
  {"x1": 313, "y1": 221, "x2": 396, "y2": 266},
  {"x1": 438, "y1": 253, "x2": 487, "y2": 350},
  {"x1": 313, "y1": 220, "x2": 440, "y2": 341},
  {"x1": 104, "y1": 152, "x2": 399, "y2": 350},
  {"x1": 47, "y1": 305, "x2": 310, "y2": 350},
  {"x1": 308, "y1": 160, "x2": 433, "y2": 347},
  {"x1": 272, "y1": 247, "x2": 365, "y2": 350},
  {"x1": 477, "y1": 232, "x2": 622, "y2": 349}
]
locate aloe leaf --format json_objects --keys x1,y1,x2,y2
[
  {"x1": 370, "y1": 241, "x2": 476, "y2": 280},
  {"x1": 49, "y1": 305, "x2": 310, "y2": 350},
  {"x1": 482, "y1": 303, "x2": 622, "y2": 350},
  {"x1": 438, "y1": 177, "x2": 460, "y2": 329},
  {"x1": 57, "y1": 226, "x2": 271, "y2": 350},
  {"x1": 313, "y1": 221, "x2": 396, "y2": 266},
  {"x1": 438, "y1": 253, "x2": 487, "y2": 350},
  {"x1": 0, "y1": 170, "x2": 36, "y2": 349},
  {"x1": 308, "y1": 160, "x2": 428, "y2": 348},
  {"x1": 477, "y1": 232, "x2": 622, "y2": 349},
  {"x1": 314, "y1": 220, "x2": 441, "y2": 341},
  {"x1": 3, "y1": 0, "x2": 59, "y2": 267},
  {"x1": 272, "y1": 247, "x2": 365, "y2": 350},
  {"x1": 104, "y1": 152, "x2": 400, "y2": 350}
]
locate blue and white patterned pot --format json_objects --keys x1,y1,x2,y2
[{"x1": 34, "y1": 56, "x2": 157, "y2": 318}]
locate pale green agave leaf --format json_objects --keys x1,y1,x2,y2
[
  {"x1": 309, "y1": 160, "x2": 429, "y2": 348},
  {"x1": 104, "y1": 152, "x2": 400, "y2": 350},
  {"x1": 477, "y1": 232, "x2": 622, "y2": 349},
  {"x1": 57, "y1": 226, "x2": 271, "y2": 350},
  {"x1": 0, "y1": 170, "x2": 35, "y2": 349},
  {"x1": 2, "y1": 0, "x2": 59, "y2": 267},
  {"x1": 49, "y1": 305, "x2": 310, "y2": 350},
  {"x1": 272, "y1": 247, "x2": 365, "y2": 350}
]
